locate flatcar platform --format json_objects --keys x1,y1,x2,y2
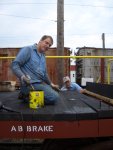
[{"x1": 0, "y1": 90, "x2": 113, "y2": 139}]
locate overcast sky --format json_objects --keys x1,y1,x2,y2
[{"x1": 0, "y1": 0, "x2": 113, "y2": 51}]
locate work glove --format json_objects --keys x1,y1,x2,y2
[{"x1": 21, "y1": 75, "x2": 31, "y2": 85}]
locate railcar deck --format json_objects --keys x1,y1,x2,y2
[
  {"x1": 0, "y1": 88, "x2": 113, "y2": 139},
  {"x1": 0, "y1": 90, "x2": 113, "y2": 120}
]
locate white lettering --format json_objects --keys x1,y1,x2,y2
[
  {"x1": 10, "y1": 125, "x2": 54, "y2": 132},
  {"x1": 18, "y1": 126, "x2": 23, "y2": 132},
  {"x1": 11, "y1": 126, "x2": 16, "y2": 132},
  {"x1": 32, "y1": 126, "x2": 37, "y2": 132},
  {"x1": 27, "y1": 126, "x2": 31, "y2": 132},
  {"x1": 49, "y1": 125, "x2": 53, "y2": 132},
  {"x1": 38, "y1": 126, "x2": 43, "y2": 132}
]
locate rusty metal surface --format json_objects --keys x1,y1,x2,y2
[{"x1": 0, "y1": 47, "x2": 70, "y2": 85}]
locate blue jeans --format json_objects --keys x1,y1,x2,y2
[{"x1": 20, "y1": 83, "x2": 60, "y2": 105}]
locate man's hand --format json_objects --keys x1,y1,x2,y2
[
  {"x1": 51, "y1": 83, "x2": 60, "y2": 92},
  {"x1": 21, "y1": 75, "x2": 31, "y2": 85}
]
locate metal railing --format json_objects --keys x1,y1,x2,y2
[
  {"x1": 0, "y1": 56, "x2": 113, "y2": 59},
  {"x1": 1, "y1": 55, "x2": 113, "y2": 84}
]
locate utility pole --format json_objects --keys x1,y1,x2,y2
[
  {"x1": 57, "y1": 0, "x2": 64, "y2": 87},
  {"x1": 101, "y1": 33, "x2": 105, "y2": 83},
  {"x1": 102, "y1": 33, "x2": 105, "y2": 49}
]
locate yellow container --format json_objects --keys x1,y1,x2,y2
[{"x1": 29, "y1": 91, "x2": 44, "y2": 109}]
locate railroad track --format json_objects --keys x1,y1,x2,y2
[{"x1": 1, "y1": 137, "x2": 113, "y2": 150}]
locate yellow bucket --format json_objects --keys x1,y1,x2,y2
[{"x1": 29, "y1": 91, "x2": 44, "y2": 109}]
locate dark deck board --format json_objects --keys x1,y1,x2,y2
[{"x1": 0, "y1": 90, "x2": 113, "y2": 121}]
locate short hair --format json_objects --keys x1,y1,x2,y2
[{"x1": 40, "y1": 35, "x2": 53, "y2": 45}]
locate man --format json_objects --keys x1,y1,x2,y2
[
  {"x1": 61, "y1": 76, "x2": 85, "y2": 93},
  {"x1": 11, "y1": 35, "x2": 60, "y2": 104}
]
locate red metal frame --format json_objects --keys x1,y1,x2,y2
[{"x1": 0, "y1": 119, "x2": 113, "y2": 139}]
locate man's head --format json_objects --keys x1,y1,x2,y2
[
  {"x1": 37, "y1": 35, "x2": 53, "y2": 52},
  {"x1": 63, "y1": 76, "x2": 71, "y2": 88}
]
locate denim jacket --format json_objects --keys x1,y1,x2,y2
[{"x1": 11, "y1": 43, "x2": 51, "y2": 85}]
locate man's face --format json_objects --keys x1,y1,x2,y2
[
  {"x1": 39, "y1": 38, "x2": 52, "y2": 52},
  {"x1": 65, "y1": 80, "x2": 71, "y2": 88}
]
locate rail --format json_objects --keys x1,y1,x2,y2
[
  {"x1": 0, "y1": 55, "x2": 113, "y2": 84},
  {"x1": 0, "y1": 56, "x2": 113, "y2": 59}
]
